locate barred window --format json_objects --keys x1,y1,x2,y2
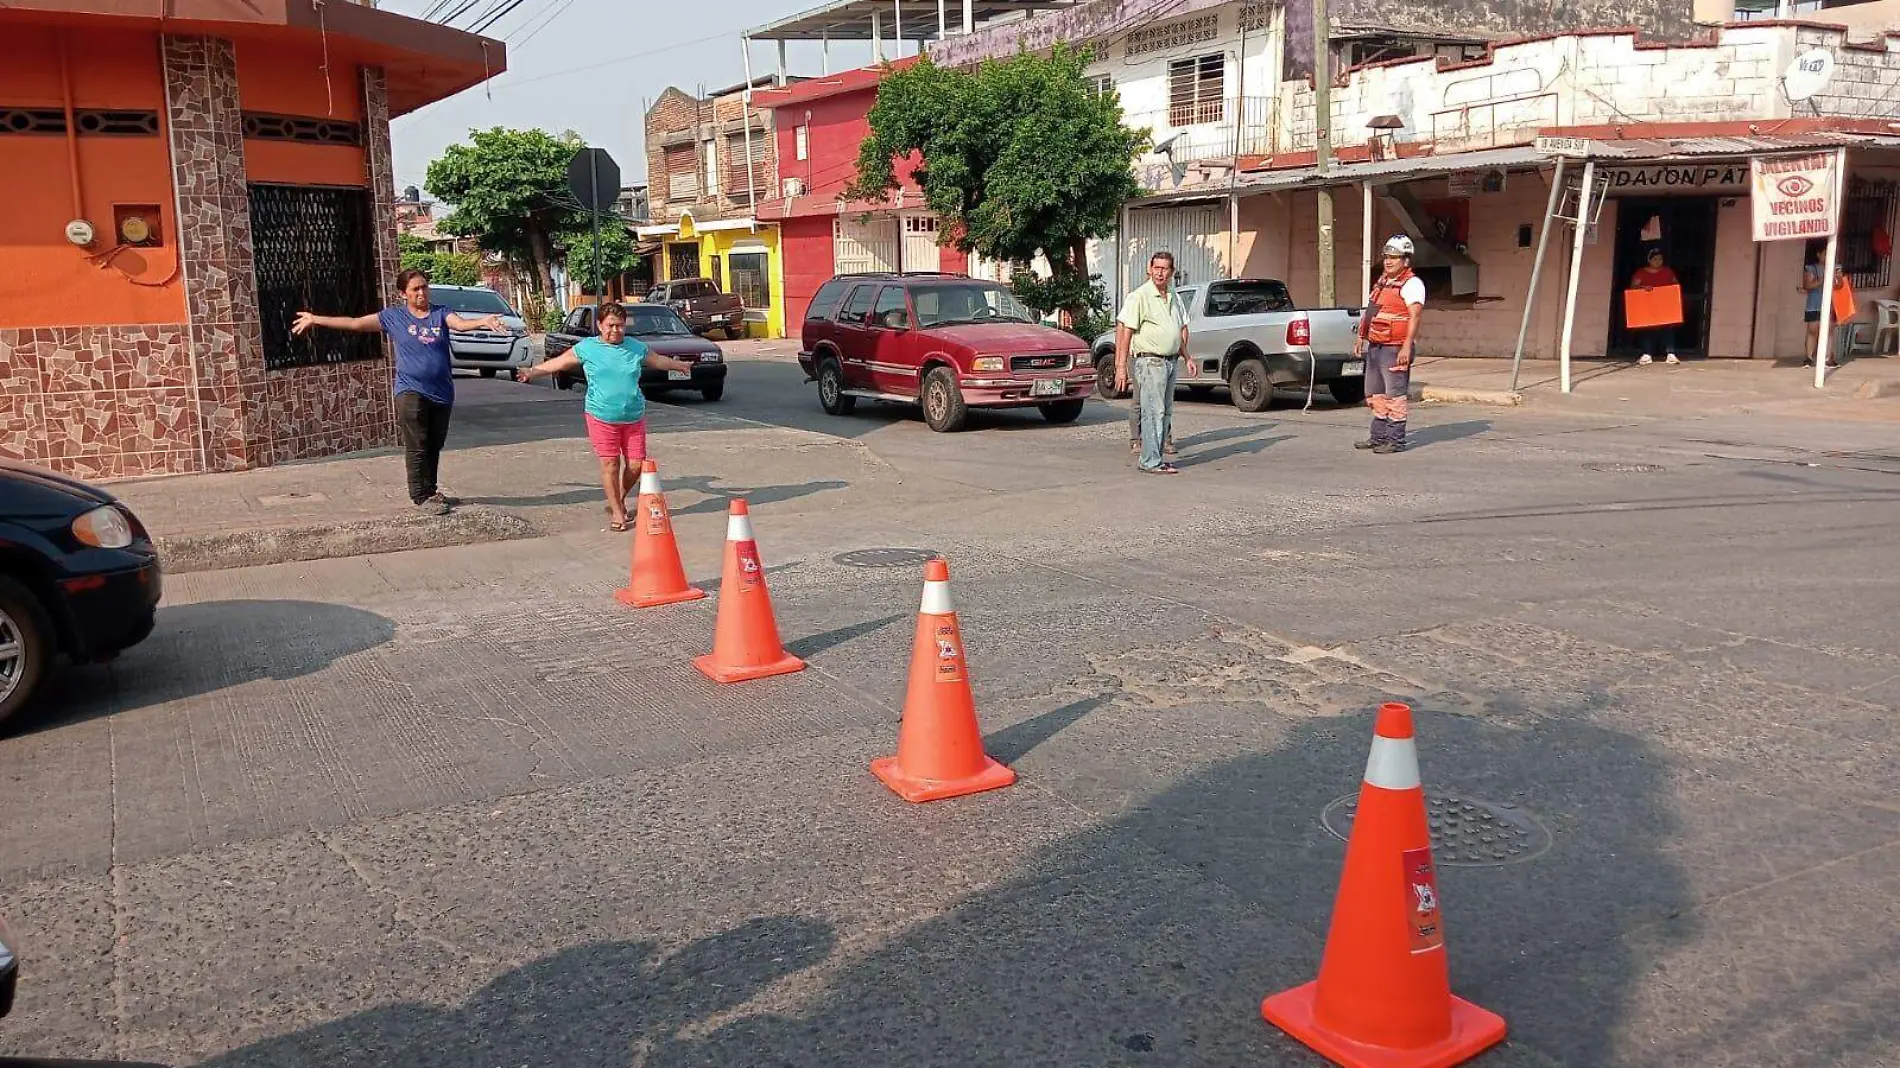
[
  {"x1": 249, "y1": 183, "x2": 380, "y2": 370},
  {"x1": 730, "y1": 252, "x2": 769, "y2": 309},
  {"x1": 1168, "y1": 55, "x2": 1225, "y2": 126},
  {"x1": 1086, "y1": 74, "x2": 1114, "y2": 97},
  {"x1": 1840, "y1": 176, "x2": 1897, "y2": 290}
]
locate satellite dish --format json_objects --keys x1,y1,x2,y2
[{"x1": 1783, "y1": 49, "x2": 1836, "y2": 102}]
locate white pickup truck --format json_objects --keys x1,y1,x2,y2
[{"x1": 1091, "y1": 278, "x2": 1366, "y2": 410}]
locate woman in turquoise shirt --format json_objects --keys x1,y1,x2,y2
[{"x1": 517, "y1": 302, "x2": 696, "y2": 530}]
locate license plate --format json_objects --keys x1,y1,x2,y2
[
  {"x1": 1342, "y1": 361, "x2": 1365, "y2": 376},
  {"x1": 666, "y1": 370, "x2": 691, "y2": 381},
  {"x1": 1031, "y1": 378, "x2": 1065, "y2": 397}
]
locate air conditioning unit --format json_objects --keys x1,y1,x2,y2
[{"x1": 782, "y1": 177, "x2": 805, "y2": 197}]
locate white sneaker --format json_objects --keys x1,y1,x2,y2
[
  {"x1": 1638, "y1": 354, "x2": 1653, "y2": 365},
  {"x1": 1665, "y1": 353, "x2": 1680, "y2": 365}
]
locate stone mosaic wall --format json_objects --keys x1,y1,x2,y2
[{"x1": 0, "y1": 39, "x2": 397, "y2": 481}]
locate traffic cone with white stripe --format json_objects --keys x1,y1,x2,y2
[
  {"x1": 871, "y1": 558, "x2": 1016, "y2": 803},
  {"x1": 615, "y1": 460, "x2": 707, "y2": 608},
  {"x1": 692, "y1": 499, "x2": 806, "y2": 683},
  {"x1": 1261, "y1": 702, "x2": 1506, "y2": 1068}
]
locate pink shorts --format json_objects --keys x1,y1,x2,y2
[{"x1": 584, "y1": 414, "x2": 648, "y2": 461}]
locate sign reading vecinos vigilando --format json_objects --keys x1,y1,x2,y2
[{"x1": 1751, "y1": 152, "x2": 1840, "y2": 241}]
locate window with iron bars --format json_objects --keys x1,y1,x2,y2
[
  {"x1": 249, "y1": 183, "x2": 380, "y2": 371},
  {"x1": 730, "y1": 252, "x2": 769, "y2": 309},
  {"x1": 1839, "y1": 176, "x2": 1897, "y2": 290},
  {"x1": 1168, "y1": 55, "x2": 1225, "y2": 127}
]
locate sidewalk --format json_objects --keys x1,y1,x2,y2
[{"x1": 1410, "y1": 354, "x2": 1900, "y2": 421}]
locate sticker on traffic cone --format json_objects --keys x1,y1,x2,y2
[
  {"x1": 692, "y1": 498, "x2": 805, "y2": 683},
  {"x1": 870, "y1": 558, "x2": 1016, "y2": 803},
  {"x1": 615, "y1": 460, "x2": 707, "y2": 609},
  {"x1": 1261, "y1": 702, "x2": 1506, "y2": 1068}
]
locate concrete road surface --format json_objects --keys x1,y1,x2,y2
[{"x1": 3, "y1": 356, "x2": 1897, "y2": 1067}]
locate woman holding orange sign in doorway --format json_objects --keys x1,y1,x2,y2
[{"x1": 1627, "y1": 246, "x2": 1681, "y2": 366}]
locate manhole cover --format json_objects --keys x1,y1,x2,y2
[
  {"x1": 1321, "y1": 793, "x2": 1552, "y2": 867},
  {"x1": 1582, "y1": 462, "x2": 1665, "y2": 473},
  {"x1": 832, "y1": 548, "x2": 939, "y2": 569}
]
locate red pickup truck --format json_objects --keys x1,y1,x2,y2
[{"x1": 798, "y1": 273, "x2": 1094, "y2": 432}]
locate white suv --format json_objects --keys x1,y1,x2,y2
[{"x1": 434, "y1": 284, "x2": 531, "y2": 377}]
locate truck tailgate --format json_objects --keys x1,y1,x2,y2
[{"x1": 1304, "y1": 307, "x2": 1364, "y2": 356}]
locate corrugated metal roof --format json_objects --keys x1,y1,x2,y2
[
  {"x1": 1130, "y1": 146, "x2": 1547, "y2": 207},
  {"x1": 1580, "y1": 133, "x2": 1900, "y2": 159}
]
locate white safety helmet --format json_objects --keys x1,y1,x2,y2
[{"x1": 1382, "y1": 234, "x2": 1415, "y2": 258}]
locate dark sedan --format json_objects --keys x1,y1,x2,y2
[
  {"x1": 544, "y1": 303, "x2": 727, "y2": 400},
  {"x1": 0, "y1": 461, "x2": 162, "y2": 727}
]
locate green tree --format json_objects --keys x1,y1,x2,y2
[
  {"x1": 559, "y1": 223, "x2": 643, "y2": 296},
  {"x1": 397, "y1": 233, "x2": 481, "y2": 287},
  {"x1": 848, "y1": 46, "x2": 1145, "y2": 322},
  {"x1": 424, "y1": 126, "x2": 584, "y2": 297}
]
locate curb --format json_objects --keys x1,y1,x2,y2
[
  {"x1": 155, "y1": 504, "x2": 540, "y2": 574},
  {"x1": 1411, "y1": 384, "x2": 1525, "y2": 407},
  {"x1": 1852, "y1": 378, "x2": 1900, "y2": 400}
]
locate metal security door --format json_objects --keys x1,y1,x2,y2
[
  {"x1": 901, "y1": 214, "x2": 942, "y2": 272},
  {"x1": 834, "y1": 215, "x2": 899, "y2": 275},
  {"x1": 1122, "y1": 204, "x2": 1222, "y2": 292}
]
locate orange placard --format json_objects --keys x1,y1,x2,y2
[
  {"x1": 1624, "y1": 284, "x2": 1684, "y2": 329},
  {"x1": 1833, "y1": 277, "x2": 1856, "y2": 323}
]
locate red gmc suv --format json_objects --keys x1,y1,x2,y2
[{"x1": 797, "y1": 273, "x2": 1095, "y2": 432}]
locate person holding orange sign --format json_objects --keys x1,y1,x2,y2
[{"x1": 1629, "y1": 247, "x2": 1680, "y2": 366}]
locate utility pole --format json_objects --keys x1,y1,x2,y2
[{"x1": 1313, "y1": 0, "x2": 1336, "y2": 306}]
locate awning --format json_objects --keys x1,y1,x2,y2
[
  {"x1": 1534, "y1": 132, "x2": 1900, "y2": 161},
  {"x1": 1128, "y1": 145, "x2": 1551, "y2": 207},
  {"x1": 746, "y1": 0, "x2": 1080, "y2": 41}
]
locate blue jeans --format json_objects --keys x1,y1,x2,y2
[{"x1": 1133, "y1": 356, "x2": 1178, "y2": 470}]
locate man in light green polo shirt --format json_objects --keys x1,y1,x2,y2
[{"x1": 1115, "y1": 251, "x2": 1191, "y2": 474}]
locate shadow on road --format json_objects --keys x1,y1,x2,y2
[
  {"x1": 22, "y1": 601, "x2": 395, "y2": 736},
  {"x1": 667, "y1": 475, "x2": 851, "y2": 517},
  {"x1": 630, "y1": 709, "x2": 1694, "y2": 1066},
  {"x1": 195, "y1": 917, "x2": 836, "y2": 1068},
  {"x1": 181, "y1": 706, "x2": 1694, "y2": 1066},
  {"x1": 1182, "y1": 433, "x2": 1294, "y2": 465},
  {"x1": 1407, "y1": 419, "x2": 1492, "y2": 449}
]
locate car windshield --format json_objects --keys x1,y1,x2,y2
[
  {"x1": 434, "y1": 288, "x2": 514, "y2": 315},
  {"x1": 910, "y1": 283, "x2": 1038, "y2": 327},
  {"x1": 626, "y1": 306, "x2": 692, "y2": 336}
]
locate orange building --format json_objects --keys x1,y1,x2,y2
[{"x1": 0, "y1": 0, "x2": 504, "y2": 480}]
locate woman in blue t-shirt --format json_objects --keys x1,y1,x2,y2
[
  {"x1": 515, "y1": 302, "x2": 697, "y2": 531},
  {"x1": 292, "y1": 269, "x2": 511, "y2": 514}
]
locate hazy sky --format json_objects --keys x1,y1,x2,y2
[{"x1": 384, "y1": 0, "x2": 911, "y2": 197}]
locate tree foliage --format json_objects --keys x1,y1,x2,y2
[
  {"x1": 397, "y1": 233, "x2": 481, "y2": 288},
  {"x1": 424, "y1": 127, "x2": 584, "y2": 296},
  {"x1": 849, "y1": 46, "x2": 1144, "y2": 316},
  {"x1": 559, "y1": 223, "x2": 642, "y2": 296}
]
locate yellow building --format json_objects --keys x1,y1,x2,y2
[{"x1": 637, "y1": 211, "x2": 786, "y2": 339}]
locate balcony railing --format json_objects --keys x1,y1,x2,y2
[{"x1": 1122, "y1": 95, "x2": 1279, "y2": 164}]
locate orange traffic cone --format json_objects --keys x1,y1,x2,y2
[
  {"x1": 692, "y1": 498, "x2": 806, "y2": 683},
  {"x1": 870, "y1": 558, "x2": 1016, "y2": 803},
  {"x1": 615, "y1": 460, "x2": 707, "y2": 609},
  {"x1": 1261, "y1": 702, "x2": 1506, "y2": 1068}
]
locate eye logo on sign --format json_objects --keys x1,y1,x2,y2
[{"x1": 1777, "y1": 175, "x2": 1816, "y2": 198}]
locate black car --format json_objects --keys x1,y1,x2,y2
[
  {"x1": 0, "y1": 461, "x2": 162, "y2": 726},
  {"x1": 543, "y1": 303, "x2": 727, "y2": 400}
]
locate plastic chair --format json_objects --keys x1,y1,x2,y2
[{"x1": 1872, "y1": 299, "x2": 1900, "y2": 356}]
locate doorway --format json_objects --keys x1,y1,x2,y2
[{"x1": 1608, "y1": 197, "x2": 1718, "y2": 358}]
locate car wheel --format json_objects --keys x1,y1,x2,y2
[
  {"x1": 0, "y1": 575, "x2": 54, "y2": 728},
  {"x1": 700, "y1": 383, "x2": 725, "y2": 402},
  {"x1": 1094, "y1": 355, "x2": 1124, "y2": 400},
  {"x1": 921, "y1": 367, "x2": 969, "y2": 432},
  {"x1": 818, "y1": 358, "x2": 856, "y2": 415},
  {"x1": 1327, "y1": 377, "x2": 1367, "y2": 406},
  {"x1": 479, "y1": 368, "x2": 497, "y2": 379},
  {"x1": 1230, "y1": 357, "x2": 1273, "y2": 413},
  {"x1": 1039, "y1": 398, "x2": 1085, "y2": 424}
]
